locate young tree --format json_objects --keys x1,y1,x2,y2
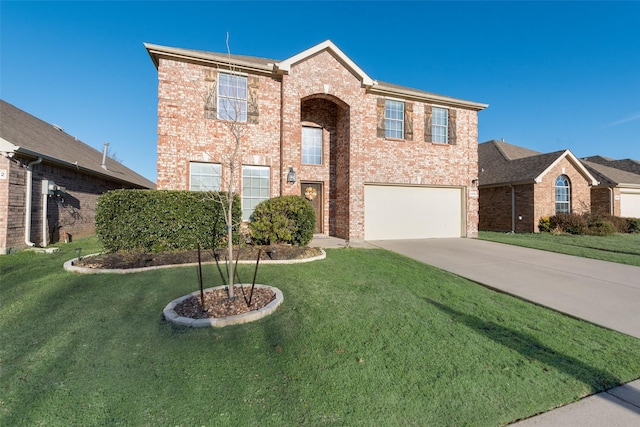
[{"x1": 188, "y1": 34, "x2": 248, "y2": 299}]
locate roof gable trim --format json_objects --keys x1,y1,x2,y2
[
  {"x1": 275, "y1": 40, "x2": 375, "y2": 86},
  {"x1": 535, "y1": 150, "x2": 598, "y2": 185}
]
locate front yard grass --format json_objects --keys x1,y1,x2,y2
[
  {"x1": 479, "y1": 231, "x2": 640, "y2": 267},
  {"x1": 2, "y1": 237, "x2": 639, "y2": 426}
]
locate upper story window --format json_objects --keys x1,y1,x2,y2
[
  {"x1": 242, "y1": 165, "x2": 270, "y2": 221},
  {"x1": 385, "y1": 100, "x2": 404, "y2": 139},
  {"x1": 218, "y1": 73, "x2": 247, "y2": 122},
  {"x1": 555, "y1": 175, "x2": 571, "y2": 214},
  {"x1": 432, "y1": 107, "x2": 448, "y2": 144},
  {"x1": 190, "y1": 162, "x2": 222, "y2": 192},
  {"x1": 302, "y1": 126, "x2": 323, "y2": 165}
]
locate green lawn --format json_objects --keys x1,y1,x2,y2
[
  {"x1": 479, "y1": 231, "x2": 640, "y2": 266},
  {"x1": 2, "y1": 237, "x2": 639, "y2": 426}
]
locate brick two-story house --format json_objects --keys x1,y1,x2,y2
[{"x1": 145, "y1": 40, "x2": 487, "y2": 241}]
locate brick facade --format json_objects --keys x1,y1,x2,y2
[
  {"x1": 151, "y1": 42, "x2": 485, "y2": 240},
  {"x1": 479, "y1": 157, "x2": 592, "y2": 232},
  {"x1": 0, "y1": 156, "x2": 136, "y2": 253}
]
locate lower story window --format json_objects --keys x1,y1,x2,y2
[
  {"x1": 242, "y1": 165, "x2": 270, "y2": 221},
  {"x1": 555, "y1": 175, "x2": 571, "y2": 214},
  {"x1": 190, "y1": 162, "x2": 221, "y2": 191}
]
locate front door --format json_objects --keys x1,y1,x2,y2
[{"x1": 301, "y1": 182, "x2": 323, "y2": 233}]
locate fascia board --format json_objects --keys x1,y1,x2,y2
[
  {"x1": 478, "y1": 180, "x2": 536, "y2": 188},
  {"x1": 0, "y1": 137, "x2": 17, "y2": 153},
  {"x1": 368, "y1": 84, "x2": 488, "y2": 111},
  {"x1": 535, "y1": 150, "x2": 599, "y2": 186},
  {"x1": 276, "y1": 40, "x2": 374, "y2": 86},
  {"x1": 144, "y1": 43, "x2": 274, "y2": 74}
]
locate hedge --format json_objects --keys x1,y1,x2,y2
[
  {"x1": 539, "y1": 213, "x2": 639, "y2": 236},
  {"x1": 95, "y1": 190, "x2": 241, "y2": 253}
]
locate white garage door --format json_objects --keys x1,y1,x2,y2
[
  {"x1": 364, "y1": 185, "x2": 464, "y2": 240},
  {"x1": 620, "y1": 189, "x2": 640, "y2": 218}
]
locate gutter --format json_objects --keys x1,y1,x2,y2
[{"x1": 24, "y1": 157, "x2": 43, "y2": 246}]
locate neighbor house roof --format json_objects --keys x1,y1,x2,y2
[
  {"x1": 0, "y1": 100, "x2": 155, "y2": 189},
  {"x1": 478, "y1": 140, "x2": 597, "y2": 187},
  {"x1": 144, "y1": 40, "x2": 489, "y2": 111},
  {"x1": 580, "y1": 159, "x2": 640, "y2": 188},
  {"x1": 582, "y1": 156, "x2": 640, "y2": 176}
]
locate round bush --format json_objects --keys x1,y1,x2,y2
[
  {"x1": 249, "y1": 196, "x2": 316, "y2": 246},
  {"x1": 587, "y1": 219, "x2": 617, "y2": 236}
]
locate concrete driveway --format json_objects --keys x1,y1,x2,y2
[{"x1": 370, "y1": 238, "x2": 640, "y2": 340}]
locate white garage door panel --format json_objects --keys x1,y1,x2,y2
[
  {"x1": 620, "y1": 190, "x2": 640, "y2": 218},
  {"x1": 364, "y1": 185, "x2": 463, "y2": 240}
]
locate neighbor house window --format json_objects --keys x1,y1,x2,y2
[
  {"x1": 242, "y1": 165, "x2": 270, "y2": 220},
  {"x1": 190, "y1": 162, "x2": 221, "y2": 191},
  {"x1": 302, "y1": 126, "x2": 322, "y2": 165},
  {"x1": 218, "y1": 72, "x2": 247, "y2": 121},
  {"x1": 385, "y1": 100, "x2": 404, "y2": 139},
  {"x1": 555, "y1": 175, "x2": 571, "y2": 214},
  {"x1": 432, "y1": 107, "x2": 448, "y2": 143}
]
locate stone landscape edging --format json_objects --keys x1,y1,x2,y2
[
  {"x1": 163, "y1": 284, "x2": 284, "y2": 328},
  {"x1": 63, "y1": 249, "x2": 326, "y2": 274}
]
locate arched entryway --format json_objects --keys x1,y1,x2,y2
[{"x1": 300, "y1": 95, "x2": 350, "y2": 239}]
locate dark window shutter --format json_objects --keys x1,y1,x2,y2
[
  {"x1": 247, "y1": 75, "x2": 259, "y2": 124},
  {"x1": 448, "y1": 109, "x2": 457, "y2": 145},
  {"x1": 376, "y1": 98, "x2": 386, "y2": 138},
  {"x1": 424, "y1": 105, "x2": 432, "y2": 142},
  {"x1": 404, "y1": 102, "x2": 413, "y2": 141},
  {"x1": 204, "y1": 69, "x2": 217, "y2": 119}
]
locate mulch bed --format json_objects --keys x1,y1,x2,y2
[
  {"x1": 74, "y1": 244, "x2": 322, "y2": 270},
  {"x1": 74, "y1": 244, "x2": 318, "y2": 319},
  {"x1": 174, "y1": 286, "x2": 276, "y2": 319}
]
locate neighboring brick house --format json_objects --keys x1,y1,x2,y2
[
  {"x1": 478, "y1": 140, "x2": 597, "y2": 232},
  {"x1": 0, "y1": 100, "x2": 155, "y2": 254},
  {"x1": 145, "y1": 40, "x2": 487, "y2": 241},
  {"x1": 581, "y1": 156, "x2": 640, "y2": 218}
]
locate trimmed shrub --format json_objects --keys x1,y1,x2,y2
[
  {"x1": 95, "y1": 190, "x2": 241, "y2": 253},
  {"x1": 624, "y1": 217, "x2": 640, "y2": 234},
  {"x1": 549, "y1": 213, "x2": 588, "y2": 235},
  {"x1": 249, "y1": 196, "x2": 316, "y2": 246},
  {"x1": 607, "y1": 215, "x2": 630, "y2": 233},
  {"x1": 586, "y1": 217, "x2": 617, "y2": 236},
  {"x1": 538, "y1": 216, "x2": 552, "y2": 232}
]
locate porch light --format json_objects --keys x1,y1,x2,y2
[{"x1": 286, "y1": 167, "x2": 296, "y2": 184}]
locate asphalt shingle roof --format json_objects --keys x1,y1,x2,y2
[
  {"x1": 478, "y1": 140, "x2": 563, "y2": 186},
  {"x1": 0, "y1": 100, "x2": 155, "y2": 189},
  {"x1": 581, "y1": 159, "x2": 640, "y2": 186}
]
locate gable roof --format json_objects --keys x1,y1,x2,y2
[
  {"x1": 0, "y1": 100, "x2": 155, "y2": 189},
  {"x1": 144, "y1": 40, "x2": 488, "y2": 111},
  {"x1": 580, "y1": 159, "x2": 640, "y2": 188},
  {"x1": 478, "y1": 140, "x2": 597, "y2": 187},
  {"x1": 582, "y1": 155, "x2": 640, "y2": 176}
]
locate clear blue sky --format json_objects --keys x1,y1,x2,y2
[{"x1": 2, "y1": 1, "x2": 639, "y2": 183}]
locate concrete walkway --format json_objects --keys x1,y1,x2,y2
[{"x1": 311, "y1": 236, "x2": 640, "y2": 425}]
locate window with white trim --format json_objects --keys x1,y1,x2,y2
[
  {"x1": 242, "y1": 165, "x2": 270, "y2": 220},
  {"x1": 190, "y1": 162, "x2": 221, "y2": 191},
  {"x1": 555, "y1": 175, "x2": 571, "y2": 214},
  {"x1": 432, "y1": 107, "x2": 448, "y2": 144},
  {"x1": 302, "y1": 126, "x2": 322, "y2": 165},
  {"x1": 218, "y1": 72, "x2": 247, "y2": 121},
  {"x1": 385, "y1": 100, "x2": 404, "y2": 139}
]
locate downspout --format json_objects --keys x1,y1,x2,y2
[
  {"x1": 509, "y1": 184, "x2": 515, "y2": 233},
  {"x1": 279, "y1": 75, "x2": 285, "y2": 196},
  {"x1": 42, "y1": 186, "x2": 48, "y2": 247},
  {"x1": 24, "y1": 157, "x2": 43, "y2": 246},
  {"x1": 608, "y1": 187, "x2": 614, "y2": 215}
]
